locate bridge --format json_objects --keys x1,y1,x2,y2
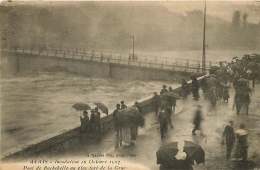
[{"x1": 1, "y1": 48, "x2": 218, "y2": 79}]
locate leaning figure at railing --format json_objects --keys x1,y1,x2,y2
[{"x1": 80, "y1": 110, "x2": 90, "y2": 132}]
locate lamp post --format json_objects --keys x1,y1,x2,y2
[
  {"x1": 131, "y1": 35, "x2": 135, "y2": 60},
  {"x1": 202, "y1": 0, "x2": 207, "y2": 73}
]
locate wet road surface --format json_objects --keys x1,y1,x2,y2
[{"x1": 55, "y1": 85, "x2": 260, "y2": 170}]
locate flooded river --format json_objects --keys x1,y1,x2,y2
[{"x1": 0, "y1": 72, "x2": 178, "y2": 155}]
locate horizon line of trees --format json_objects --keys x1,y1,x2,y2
[{"x1": 1, "y1": 5, "x2": 259, "y2": 51}]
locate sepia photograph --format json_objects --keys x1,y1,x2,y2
[{"x1": 0, "y1": 0, "x2": 260, "y2": 170}]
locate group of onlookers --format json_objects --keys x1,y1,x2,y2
[
  {"x1": 113, "y1": 101, "x2": 141, "y2": 148},
  {"x1": 154, "y1": 85, "x2": 177, "y2": 140},
  {"x1": 80, "y1": 107, "x2": 101, "y2": 134},
  {"x1": 78, "y1": 64, "x2": 252, "y2": 164},
  {"x1": 222, "y1": 121, "x2": 249, "y2": 161}
]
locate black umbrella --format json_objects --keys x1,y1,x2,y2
[
  {"x1": 164, "y1": 92, "x2": 181, "y2": 99},
  {"x1": 72, "y1": 102, "x2": 91, "y2": 111},
  {"x1": 116, "y1": 107, "x2": 144, "y2": 128},
  {"x1": 183, "y1": 141, "x2": 205, "y2": 165},
  {"x1": 94, "y1": 102, "x2": 109, "y2": 115},
  {"x1": 206, "y1": 75, "x2": 218, "y2": 87},
  {"x1": 156, "y1": 142, "x2": 178, "y2": 164}
]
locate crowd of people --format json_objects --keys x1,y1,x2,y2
[
  {"x1": 154, "y1": 54, "x2": 258, "y2": 166},
  {"x1": 78, "y1": 54, "x2": 258, "y2": 168},
  {"x1": 222, "y1": 121, "x2": 249, "y2": 161},
  {"x1": 113, "y1": 101, "x2": 142, "y2": 148}
]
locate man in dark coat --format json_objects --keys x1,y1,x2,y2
[
  {"x1": 113, "y1": 104, "x2": 122, "y2": 148},
  {"x1": 80, "y1": 111, "x2": 89, "y2": 132},
  {"x1": 192, "y1": 105, "x2": 203, "y2": 135},
  {"x1": 158, "y1": 110, "x2": 168, "y2": 140},
  {"x1": 94, "y1": 107, "x2": 101, "y2": 134},
  {"x1": 181, "y1": 79, "x2": 189, "y2": 99},
  {"x1": 170, "y1": 96, "x2": 177, "y2": 115},
  {"x1": 165, "y1": 105, "x2": 174, "y2": 129},
  {"x1": 191, "y1": 76, "x2": 200, "y2": 100},
  {"x1": 222, "y1": 121, "x2": 236, "y2": 160},
  {"x1": 89, "y1": 110, "x2": 96, "y2": 132},
  {"x1": 234, "y1": 87, "x2": 251, "y2": 115},
  {"x1": 153, "y1": 92, "x2": 161, "y2": 116}
]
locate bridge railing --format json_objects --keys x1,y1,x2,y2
[{"x1": 3, "y1": 48, "x2": 218, "y2": 73}]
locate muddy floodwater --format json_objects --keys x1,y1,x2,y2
[{"x1": 0, "y1": 72, "x2": 178, "y2": 155}]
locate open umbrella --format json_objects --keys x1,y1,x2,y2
[
  {"x1": 72, "y1": 102, "x2": 91, "y2": 111},
  {"x1": 116, "y1": 107, "x2": 144, "y2": 128},
  {"x1": 156, "y1": 142, "x2": 178, "y2": 164},
  {"x1": 164, "y1": 92, "x2": 181, "y2": 99},
  {"x1": 161, "y1": 92, "x2": 180, "y2": 105},
  {"x1": 183, "y1": 141, "x2": 205, "y2": 165},
  {"x1": 94, "y1": 102, "x2": 109, "y2": 115}
]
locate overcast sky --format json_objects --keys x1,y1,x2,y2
[
  {"x1": 163, "y1": 1, "x2": 260, "y2": 23},
  {"x1": 1, "y1": 0, "x2": 260, "y2": 23}
]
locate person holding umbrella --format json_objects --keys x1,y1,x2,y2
[
  {"x1": 94, "y1": 102, "x2": 109, "y2": 116},
  {"x1": 72, "y1": 102, "x2": 91, "y2": 133},
  {"x1": 80, "y1": 111, "x2": 89, "y2": 132},
  {"x1": 156, "y1": 141, "x2": 205, "y2": 170}
]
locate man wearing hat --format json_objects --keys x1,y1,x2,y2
[
  {"x1": 120, "y1": 101, "x2": 127, "y2": 110},
  {"x1": 160, "y1": 85, "x2": 168, "y2": 95},
  {"x1": 158, "y1": 109, "x2": 168, "y2": 140},
  {"x1": 94, "y1": 107, "x2": 101, "y2": 135},
  {"x1": 80, "y1": 111, "x2": 89, "y2": 132},
  {"x1": 153, "y1": 92, "x2": 161, "y2": 116},
  {"x1": 191, "y1": 76, "x2": 200, "y2": 100},
  {"x1": 222, "y1": 121, "x2": 236, "y2": 160},
  {"x1": 89, "y1": 109, "x2": 96, "y2": 132},
  {"x1": 113, "y1": 104, "x2": 122, "y2": 148}
]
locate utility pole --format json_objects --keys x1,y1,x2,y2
[{"x1": 202, "y1": 0, "x2": 207, "y2": 73}]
